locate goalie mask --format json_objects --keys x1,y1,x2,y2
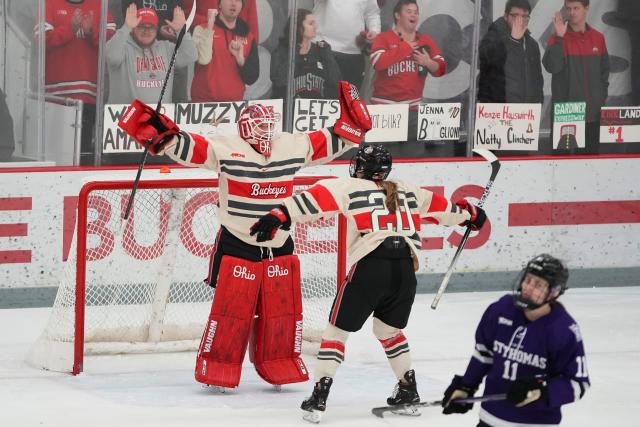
[
  {"x1": 349, "y1": 144, "x2": 392, "y2": 181},
  {"x1": 513, "y1": 254, "x2": 569, "y2": 310},
  {"x1": 237, "y1": 104, "x2": 280, "y2": 156}
]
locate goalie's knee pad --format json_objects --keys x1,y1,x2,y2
[
  {"x1": 195, "y1": 256, "x2": 261, "y2": 388},
  {"x1": 250, "y1": 255, "x2": 309, "y2": 385}
]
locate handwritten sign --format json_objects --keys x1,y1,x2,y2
[
  {"x1": 553, "y1": 102, "x2": 586, "y2": 150},
  {"x1": 474, "y1": 103, "x2": 541, "y2": 151},
  {"x1": 600, "y1": 106, "x2": 640, "y2": 143},
  {"x1": 417, "y1": 103, "x2": 462, "y2": 141},
  {"x1": 102, "y1": 100, "x2": 283, "y2": 154},
  {"x1": 293, "y1": 99, "x2": 339, "y2": 132},
  {"x1": 364, "y1": 103, "x2": 409, "y2": 143}
]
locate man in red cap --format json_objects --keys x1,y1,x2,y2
[{"x1": 106, "y1": 4, "x2": 197, "y2": 104}]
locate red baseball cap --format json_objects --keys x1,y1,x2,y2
[{"x1": 137, "y1": 8, "x2": 159, "y2": 27}]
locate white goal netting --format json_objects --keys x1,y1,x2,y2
[{"x1": 28, "y1": 177, "x2": 345, "y2": 373}]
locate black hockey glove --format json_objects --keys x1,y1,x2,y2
[
  {"x1": 250, "y1": 206, "x2": 291, "y2": 242},
  {"x1": 456, "y1": 199, "x2": 487, "y2": 230},
  {"x1": 442, "y1": 375, "x2": 477, "y2": 414},
  {"x1": 507, "y1": 377, "x2": 547, "y2": 407}
]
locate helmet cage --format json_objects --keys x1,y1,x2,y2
[{"x1": 237, "y1": 104, "x2": 280, "y2": 156}]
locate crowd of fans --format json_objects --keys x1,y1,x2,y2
[{"x1": 1, "y1": 0, "x2": 636, "y2": 162}]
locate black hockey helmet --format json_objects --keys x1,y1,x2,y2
[
  {"x1": 349, "y1": 144, "x2": 392, "y2": 181},
  {"x1": 513, "y1": 254, "x2": 569, "y2": 310}
]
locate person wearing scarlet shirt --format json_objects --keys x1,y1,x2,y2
[
  {"x1": 543, "y1": 0, "x2": 609, "y2": 154},
  {"x1": 370, "y1": 0, "x2": 445, "y2": 143},
  {"x1": 36, "y1": 0, "x2": 116, "y2": 164},
  {"x1": 183, "y1": 0, "x2": 258, "y2": 42},
  {"x1": 190, "y1": 0, "x2": 259, "y2": 101}
]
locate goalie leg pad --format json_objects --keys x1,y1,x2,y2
[
  {"x1": 195, "y1": 256, "x2": 262, "y2": 388},
  {"x1": 250, "y1": 255, "x2": 309, "y2": 385}
]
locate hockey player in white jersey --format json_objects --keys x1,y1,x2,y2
[
  {"x1": 250, "y1": 144, "x2": 487, "y2": 422},
  {"x1": 118, "y1": 81, "x2": 372, "y2": 390}
]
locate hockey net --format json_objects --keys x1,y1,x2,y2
[{"x1": 28, "y1": 177, "x2": 346, "y2": 374}]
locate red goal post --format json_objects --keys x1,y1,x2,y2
[{"x1": 28, "y1": 176, "x2": 347, "y2": 374}]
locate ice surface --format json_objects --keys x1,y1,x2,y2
[{"x1": 2, "y1": 288, "x2": 638, "y2": 426}]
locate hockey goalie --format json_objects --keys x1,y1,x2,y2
[{"x1": 118, "y1": 81, "x2": 372, "y2": 389}]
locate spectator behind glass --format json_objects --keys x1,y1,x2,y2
[
  {"x1": 190, "y1": 0, "x2": 259, "y2": 102},
  {"x1": 106, "y1": 5, "x2": 196, "y2": 104},
  {"x1": 618, "y1": 0, "x2": 640, "y2": 105},
  {"x1": 270, "y1": 9, "x2": 341, "y2": 101},
  {"x1": 37, "y1": 0, "x2": 116, "y2": 165},
  {"x1": 370, "y1": 0, "x2": 445, "y2": 142},
  {"x1": 478, "y1": 0, "x2": 543, "y2": 104},
  {"x1": 313, "y1": 0, "x2": 380, "y2": 89},
  {"x1": 543, "y1": 0, "x2": 609, "y2": 154},
  {"x1": 0, "y1": 88, "x2": 15, "y2": 162},
  {"x1": 121, "y1": 0, "x2": 185, "y2": 41},
  {"x1": 184, "y1": 0, "x2": 258, "y2": 43}
]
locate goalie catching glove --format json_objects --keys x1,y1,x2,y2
[
  {"x1": 250, "y1": 206, "x2": 291, "y2": 242},
  {"x1": 332, "y1": 81, "x2": 372, "y2": 144},
  {"x1": 456, "y1": 199, "x2": 487, "y2": 230},
  {"x1": 117, "y1": 99, "x2": 180, "y2": 155}
]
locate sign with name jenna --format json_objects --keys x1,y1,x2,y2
[
  {"x1": 600, "y1": 107, "x2": 640, "y2": 144},
  {"x1": 102, "y1": 100, "x2": 283, "y2": 154},
  {"x1": 475, "y1": 103, "x2": 541, "y2": 151},
  {"x1": 553, "y1": 102, "x2": 586, "y2": 150},
  {"x1": 417, "y1": 103, "x2": 462, "y2": 141}
]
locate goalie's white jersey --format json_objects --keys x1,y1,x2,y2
[
  {"x1": 160, "y1": 129, "x2": 355, "y2": 247},
  {"x1": 281, "y1": 177, "x2": 472, "y2": 269}
]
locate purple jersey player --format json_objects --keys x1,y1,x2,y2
[{"x1": 441, "y1": 254, "x2": 590, "y2": 426}]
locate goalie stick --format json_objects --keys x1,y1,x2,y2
[
  {"x1": 431, "y1": 148, "x2": 501, "y2": 309},
  {"x1": 371, "y1": 393, "x2": 506, "y2": 418},
  {"x1": 124, "y1": 2, "x2": 197, "y2": 220}
]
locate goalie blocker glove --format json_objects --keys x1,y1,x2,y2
[
  {"x1": 455, "y1": 199, "x2": 487, "y2": 230},
  {"x1": 442, "y1": 375, "x2": 477, "y2": 414},
  {"x1": 118, "y1": 99, "x2": 181, "y2": 155},
  {"x1": 332, "y1": 81, "x2": 372, "y2": 144},
  {"x1": 249, "y1": 206, "x2": 291, "y2": 242}
]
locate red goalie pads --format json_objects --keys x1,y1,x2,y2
[
  {"x1": 195, "y1": 256, "x2": 261, "y2": 388},
  {"x1": 250, "y1": 255, "x2": 309, "y2": 385}
]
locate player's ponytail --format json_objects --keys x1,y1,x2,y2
[{"x1": 380, "y1": 181, "x2": 399, "y2": 213}]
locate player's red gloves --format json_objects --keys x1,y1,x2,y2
[
  {"x1": 250, "y1": 206, "x2": 292, "y2": 242},
  {"x1": 456, "y1": 199, "x2": 487, "y2": 230},
  {"x1": 332, "y1": 81, "x2": 372, "y2": 144},
  {"x1": 118, "y1": 99, "x2": 180, "y2": 155}
]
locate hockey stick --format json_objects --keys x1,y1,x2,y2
[
  {"x1": 430, "y1": 149, "x2": 500, "y2": 309},
  {"x1": 124, "y1": 3, "x2": 197, "y2": 220},
  {"x1": 371, "y1": 393, "x2": 506, "y2": 418}
]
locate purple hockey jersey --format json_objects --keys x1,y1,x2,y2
[{"x1": 461, "y1": 295, "x2": 590, "y2": 426}]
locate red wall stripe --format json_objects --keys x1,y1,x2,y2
[
  {"x1": 0, "y1": 250, "x2": 32, "y2": 264},
  {"x1": 0, "y1": 224, "x2": 28, "y2": 237},
  {"x1": 0, "y1": 198, "x2": 32, "y2": 211},
  {"x1": 509, "y1": 201, "x2": 640, "y2": 226}
]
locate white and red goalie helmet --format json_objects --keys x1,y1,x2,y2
[{"x1": 237, "y1": 104, "x2": 280, "y2": 156}]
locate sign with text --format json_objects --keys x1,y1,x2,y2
[
  {"x1": 293, "y1": 99, "x2": 409, "y2": 142},
  {"x1": 553, "y1": 102, "x2": 586, "y2": 150},
  {"x1": 102, "y1": 100, "x2": 283, "y2": 154},
  {"x1": 474, "y1": 103, "x2": 541, "y2": 151},
  {"x1": 364, "y1": 103, "x2": 409, "y2": 143},
  {"x1": 600, "y1": 106, "x2": 640, "y2": 144},
  {"x1": 416, "y1": 103, "x2": 462, "y2": 141},
  {"x1": 293, "y1": 99, "x2": 340, "y2": 132}
]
